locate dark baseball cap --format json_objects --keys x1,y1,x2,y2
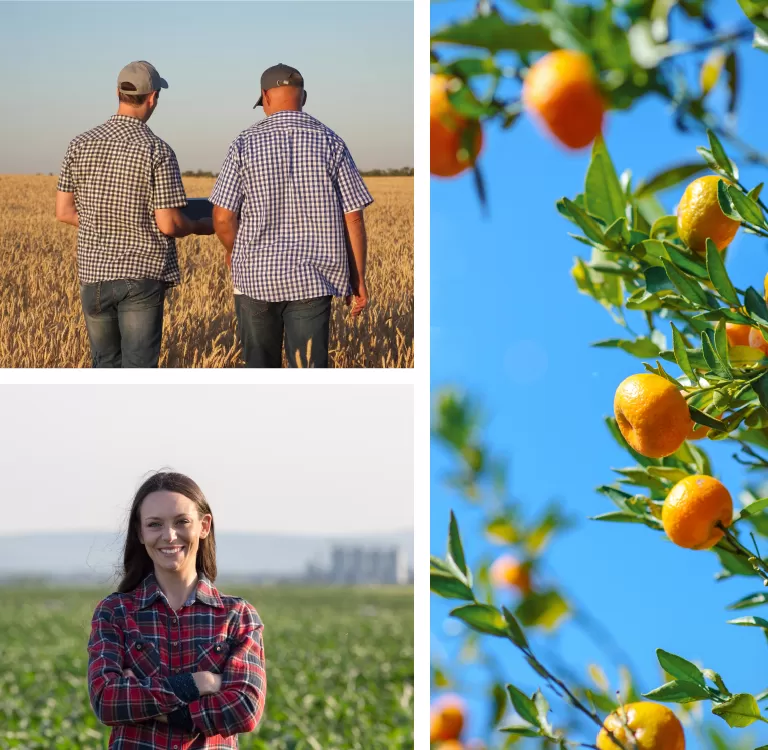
[
  {"x1": 253, "y1": 64, "x2": 305, "y2": 108},
  {"x1": 117, "y1": 61, "x2": 168, "y2": 95}
]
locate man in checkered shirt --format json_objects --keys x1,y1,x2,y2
[
  {"x1": 211, "y1": 64, "x2": 373, "y2": 368},
  {"x1": 55, "y1": 60, "x2": 214, "y2": 368}
]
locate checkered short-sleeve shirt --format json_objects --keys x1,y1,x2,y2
[
  {"x1": 209, "y1": 111, "x2": 374, "y2": 302},
  {"x1": 57, "y1": 114, "x2": 188, "y2": 286}
]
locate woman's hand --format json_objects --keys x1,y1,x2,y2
[{"x1": 192, "y1": 670, "x2": 223, "y2": 695}]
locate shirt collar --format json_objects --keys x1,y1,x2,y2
[
  {"x1": 109, "y1": 114, "x2": 150, "y2": 129},
  {"x1": 136, "y1": 572, "x2": 225, "y2": 610}
]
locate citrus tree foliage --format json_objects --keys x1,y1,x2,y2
[{"x1": 431, "y1": 0, "x2": 768, "y2": 201}]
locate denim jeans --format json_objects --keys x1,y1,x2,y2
[
  {"x1": 234, "y1": 294, "x2": 332, "y2": 368},
  {"x1": 79, "y1": 279, "x2": 166, "y2": 368}
]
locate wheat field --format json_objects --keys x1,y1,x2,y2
[{"x1": 0, "y1": 175, "x2": 413, "y2": 368}]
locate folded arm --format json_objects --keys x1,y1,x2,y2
[
  {"x1": 87, "y1": 603, "x2": 198, "y2": 726},
  {"x1": 184, "y1": 606, "x2": 266, "y2": 737}
]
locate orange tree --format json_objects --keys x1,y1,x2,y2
[{"x1": 430, "y1": 1, "x2": 768, "y2": 748}]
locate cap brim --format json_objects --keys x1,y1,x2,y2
[
  {"x1": 158, "y1": 77, "x2": 169, "y2": 89},
  {"x1": 253, "y1": 94, "x2": 263, "y2": 109}
]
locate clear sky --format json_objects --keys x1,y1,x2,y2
[
  {"x1": 431, "y1": 0, "x2": 768, "y2": 747},
  {"x1": 0, "y1": 0, "x2": 413, "y2": 174},
  {"x1": 0, "y1": 384, "x2": 413, "y2": 535}
]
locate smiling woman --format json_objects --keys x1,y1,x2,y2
[{"x1": 87, "y1": 472, "x2": 266, "y2": 749}]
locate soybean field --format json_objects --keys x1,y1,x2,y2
[{"x1": 0, "y1": 585, "x2": 414, "y2": 749}]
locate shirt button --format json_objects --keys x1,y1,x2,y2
[
  {"x1": 174, "y1": 668, "x2": 180, "y2": 673},
  {"x1": 173, "y1": 745, "x2": 178, "y2": 750},
  {"x1": 136, "y1": 644, "x2": 143, "y2": 650},
  {"x1": 172, "y1": 641, "x2": 178, "y2": 646},
  {"x1": 215, "y1": 645, "x2": 221, "y2": 652},
  {"x1": 172, "y1": 618, "x2": 178, "y2": 624}
]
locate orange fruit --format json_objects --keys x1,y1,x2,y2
[
  {"x1": 749, "y1": 327, "x2": 768, "y2": 356},
  {"x1": 490, "y1": 554, "x2": 532, "y2": 595},
  {"x1": 430, "y1": 694, "x2": 465, "y2": 742},
  {"x1": 764, "y1": 271, "x2": 768, "y2": 302},
  {"x1": 431, "y1": 75, "x2": 483, "y2": 178},
  {"x1": 614, "y1": 374, "x2": 691, "y2": 458},
  {"x1": 435, "y1": 743, "x2": 463, "y2": 750},
  {"x1": 725, "y1": 322, "x2": 752, "y2": 347},
  {"x1": 662, "y1": 475, "x2": 733, "y2": 550},
  {"x1": 677, "y1": 176, "x2": 739, "y2": 254},
  {"x1": 597, "y1": 702, "x2": 685, "y2": 750},
  {"x1": 522, "y1": 50, "x2": 604, "y2": 150}
]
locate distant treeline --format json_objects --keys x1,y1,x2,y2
[{"x1": 180, "y1": 167, "x2": 414, "y2": 178}]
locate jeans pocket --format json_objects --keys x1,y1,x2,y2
[
  {"x1": 125, "y1": 278, "x2": 165, "y2": 309},
  {"x1": 79, "y1": 282, "x2": 102, "y2": 316}
]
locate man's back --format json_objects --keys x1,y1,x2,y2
[
  {"x1": 212, "y1": 110, "x2": 373, "y2": 302},
  {"x1": 59, "y1": 114, "x2": 185, "y2": 284}
]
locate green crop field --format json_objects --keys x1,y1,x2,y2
[{"x1": 0, "y1": 585, "x2": 413, "y2": 750}]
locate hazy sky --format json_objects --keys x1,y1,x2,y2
[
  {"x1": 0, "y1": 385, "x2": 413, "y2": 535},
  {"x1": 0, "y1": 1, "x2": 413, "y2": 174}
]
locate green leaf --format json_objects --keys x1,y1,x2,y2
[
  {"x1": 562, "y1": 197, "x2": 606, "y2": 244},
  {"x1": 689, "y1": 406, "x2": 727, "y2": 431},
  {"x1": 500, "y1": 726, "x2": 542, "y2": 737},
  {"x1": 671, "y1": 323, "x2": 698, "y2": 385},
  {"x1": 432, "y1": 13, "x2": 556, "y2": 53},
  {"x1": 431, "y1": 570, "x2": 475, "y2": 600},
  {"x1": 726, "y1": 184, "x2": 766, "y2": 227},
  {"x1": 714, "y1": 320, "x2": 731, "y2": 371},
  {"x1": 585, "y1": 136, "x2": 626, "y2": 226},
  {"x1": 448, "y1": 510, "x2": 470, "y2": 583},
  {"x1": 502, "y1": 606, "x2": 529, "y2": 649},
  {"x1": 662, "y1": 259, "x2": 708, "y2": 306},
  {"x1": 515, "y1": 589, "x2": 569, "y2": 630},
  {"x1": 746, "y1": 287, "x2": 768, "y2": 324},
  {"x1": 708, "y1": 131, "x2": 734, "y2": 178},
  {"x1": 735, "y1": 0, "x2": 768, "y2": 36},
  {"x1": 717, "y1": 178, "x2": 741, "y2": 220},
  {"x1": 643, "y1": 679, "x2": 712, "y2": 703},
  {"x1": 506, "y1": 684, "x2": 541, "y2": 727},
  {"x1": 753, "y1": 372, "x2": 768, "y2": 410},
  {"x1": 712, "y1": 693, "x2": 764, "y2": 728},
  {"x1": 650, "y1": 214, "x2": 679, "y2": 239},
  {"x1": 635, "y1": 163, "x2": 709, "y2": 198},
  {"x1": 663, "y1": 242, "x2": 710, "y2": 279},
  {"x1": 701, "y1": 331, "x2": 731, "y2": 379},
  {"x1": 645, "y1": 266, "x2": 675, "y2": 294},
  {"x1": 656, "y1": 649, "x2": 706, "y2": 686},
  {"x1": 706, "y1": 239, "x2": 740, "y2": 306},
  {"x1": 592, "y1": 337, "x2": 661, "y2": 359},
  {"x1": 590, "y1": 511, "x2": 650, "y2": 524},
  {"x1": 728, "y1": 616, "x2": 768, "y2": 629},
  {"x1": 740, "y1": 497, "x2": 768, "y2": 518},
  {"x1": 451, "y1": 603, "x2": 507, "y2": 636},
  {"x1": 727, "y1": 592, "x2": 768, "y2": 610}
]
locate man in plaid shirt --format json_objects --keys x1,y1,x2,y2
[
  {"x1": 56, "y1": 60, "x2": 214, "y2": 368},
  {"x1": 88, "y1": 573, "x2": 266, "y2": 748},
  {"x1": 211, "y1": 64, "x2": 374, "y2": 368}
]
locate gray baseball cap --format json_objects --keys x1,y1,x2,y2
[
  {"x1": 254, "y1": 64, "x2": 305, "y2": 108},
  {"x1": 117, "y1": 61, "x2": 168, "y2": 95}
]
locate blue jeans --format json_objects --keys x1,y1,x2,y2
[
  {"x1": 79, "y1": 279, "x2": 166, "y2": 368},
  {"x1": 234, "y1": 294, "x2": 332, "y2": 368}
]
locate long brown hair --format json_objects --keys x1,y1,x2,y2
[{"x1": 117, "y1": 471, "x2": 217, "y2": 593}]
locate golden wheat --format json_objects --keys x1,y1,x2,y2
[{"x1": 0, "y1": 175, "x2": 413, "y2": 368}]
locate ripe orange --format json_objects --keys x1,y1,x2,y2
[
  {"x1": 522, "y1": 50, "x2": 604, "y2": 150},
  {"x1": 596, "y1": 702, "x2": 685, "y2": 750},
  {"x1": 662, "y1": 475, "x2": 733, "y2": 550},
  {"x1": 725, "y1": 322, "x2": 752, "y2": 347},
  {"x1": 430, "y1": 694, "x2": 465, "y2": 743},
  {"x1": 490, "y1": 554, "x2": 532, "y2": 595},
  {"x1": 764, "y1": 271, "x2": 768, "y2": 302},
  {"x1": 431, "y1": 75, "x2": 483, "y2": 178},
  {"x1": 748, "y1": 327, "x2": 768, "y2": 356},
  {"x1": 677, "y1": 176, "x2": 739, "y2": 254},
  {"x1": 614, "y1": 374, "x2": 691, "y2": 458}
]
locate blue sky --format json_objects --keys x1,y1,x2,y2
[
  {"x1": 0, "y1": 1, "x2": 413, "y2": 174},
  {"x1": 431, "y1": 0, "x2": 768, "y2": 747}
]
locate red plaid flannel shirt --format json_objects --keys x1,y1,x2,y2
[{"x1": 87, "y1": 574, "x2": 266, "y2": 749}]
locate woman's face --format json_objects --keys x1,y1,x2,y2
[{"x1": 138, "y1": 491, "x2": 212, "y2": 577}]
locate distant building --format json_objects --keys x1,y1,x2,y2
[{"x1": 319, "y1": 545, "x2": 409, "y2": 585}]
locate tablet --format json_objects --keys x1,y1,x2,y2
[{"x1": 181, "y1": 198, "x2": 213, "y2": 221}]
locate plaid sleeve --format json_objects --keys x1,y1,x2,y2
[
  {"x1": 334, "y1": 144, "x2": 374, "y2": 214},
  {"x1": 210, "y1": 140, "x2": 245, "y2": 213},
  {"x1": 188, "y1": 602, "x2": 266, "y2": 737},
  {"x1": 57, "y1": 142, "x2": 75, "y2": 193},
  {"x1": 87, "y1": 599, "x2": 186, "y2": 725},
  {"x1": 151, "y1": 143, "x2": 187, "y2": 210}
]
